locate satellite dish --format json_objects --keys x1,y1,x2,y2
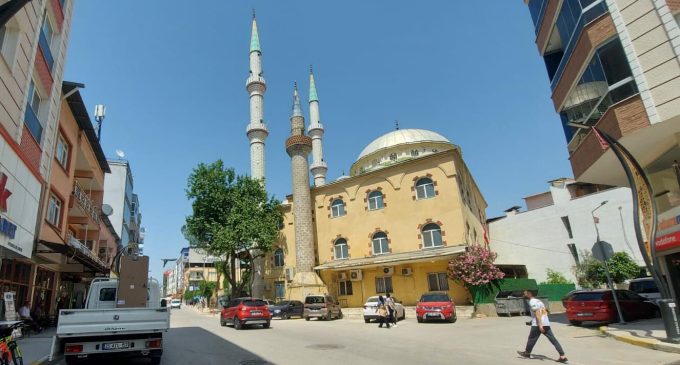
[
  {"x1": 115, "y1": 149, "x2": 125, "y2": 158},
  {"x1": 101, "y1": 204, "x2": 113, "y2": 216}
]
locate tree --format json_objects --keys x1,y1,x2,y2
[
  {"x1": 184, "y1": 160, "x2": 282, "y2": 298},
  {"x1": 573, "y1": 251, "x2": 639, "y2": 288},
  {"x1": 542, "y1": 269, "x2": 573, "y2": 285},
  {"x1": 448, "y1": 244, "x2": 505, "y2": 307}
]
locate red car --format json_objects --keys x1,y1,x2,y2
[
  {"x1": 220, "y1": 297, "x2": 271, "y2": 330},
  {"x1": 416, "y1": 292, "x2": 457, "y2": 323},
  {"x1": 563, "y1": 289, "x2": 659, "y2": 326}
]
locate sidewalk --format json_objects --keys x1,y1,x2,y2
[
  {"x1": 599, "y1": 318, "x2": 680, "y2": 354},
  {"x1": 16, "y1": 327, "x2": 55, "y2": 365}
]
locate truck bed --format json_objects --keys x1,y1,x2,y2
[{"x1": 56, "y1": 307, "x2": 170, "y2": 337}]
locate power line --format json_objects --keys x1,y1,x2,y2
[{"x1": 490, "y1": 238, "x2": 572, "y2": 255}]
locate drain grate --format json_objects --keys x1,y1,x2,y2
[{"x1": 306, "y1": 344, "x2": 345, "y2": 350}]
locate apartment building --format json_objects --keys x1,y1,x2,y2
[
  {"x1": 523, "y1": 0, "x2": 680, "y2": 301},
  {"x1": 103, "y1": 160, "x2": 144, "y2": 254}
]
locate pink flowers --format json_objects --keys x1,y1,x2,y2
[{"x1": 447, "y1": 244, "x2": 505, "y2": 287}]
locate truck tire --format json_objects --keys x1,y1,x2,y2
[{"x1": 150, "y1": 356, "x2": 162, "y2": 365}]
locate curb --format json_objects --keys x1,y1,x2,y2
[{"x1": 598, "y1": 326, "x2": 680, "y2": 354}]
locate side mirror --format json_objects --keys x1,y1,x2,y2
[{"x1": 160, "y1": 299, "x2": 167, "y2": 308}]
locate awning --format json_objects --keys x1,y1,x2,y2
[
  {"x1": 38, "y1": 240, "x2": 109, "y2": 274},
  {"x1": 314, "y1": 245, "x2": 467, "y2": 271}
]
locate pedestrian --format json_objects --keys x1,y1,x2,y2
[
  {"x1": 517, "y1": 290, "x2": 568, "y2": 363},
  {"x1": 386, "y1": 293, "x2": 397, "y2": 327},
  {"x1": 376, "y1": 296, "x2": 390, "y2": 329}
]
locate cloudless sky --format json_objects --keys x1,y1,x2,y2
[{"x1": 64, "y1": 1, "x2": 572, "y2": 280}]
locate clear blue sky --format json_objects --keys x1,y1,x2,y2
[{"x1": 64, "y1": 1, "x2": 572, "y2": 280}]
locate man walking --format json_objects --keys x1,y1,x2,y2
[
  {"x1": 386, "y1": 293, "x2": 397, "y2": 327},
  {"x1": 517, "y1": 290, "x2": 567, "y2": 363}
]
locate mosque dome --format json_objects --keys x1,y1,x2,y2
[{"x1": 350, "y1": 129, "x2": 456, "y2": 176}]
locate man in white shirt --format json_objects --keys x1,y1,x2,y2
[
  {"x1": 18, "y1": 301, "x2": 31, "y2": 319},
  {"x1": 517, "y1": 290, "x2": 568, "y2": 363}
]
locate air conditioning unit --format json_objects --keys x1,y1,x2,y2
[
  {"x1": 401, "y1": 267, "x2": 413, "y2": 276},
  {"x1": 285, "y1": 267, "x2": 295, "y2": 282},
  {"x1": 382, "y1": 267, "x2": 394, "y2": 275},
  {"x1": 349, "y1": 269, "x2": 363, "y2": 281},
  {"x1": 338, "y1": 272, "x2": 348, "y2": 281}
]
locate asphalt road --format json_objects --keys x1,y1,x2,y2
[{"x1": 59, "y1": 307, "x2": 680, "y2": 365}]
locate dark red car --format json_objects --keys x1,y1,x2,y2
[
  {"x1": 563, "y1": 289, "x2": 659, "y2": 326},
  {"x1": 416, "y1": 292, "x2": 456, "y2": 323},
  {"x1": 220, "y1": 297, "x2": 271, "y2": 330}
]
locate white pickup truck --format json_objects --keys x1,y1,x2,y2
[{"x1": 49, "y1": 278, "x2": 170, "y2": 364}]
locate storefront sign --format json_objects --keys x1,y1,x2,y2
[
  {"x1": 0, "y1": 173, "x2": 17, "y2": 240},
  {"x1": 656, "y1": 206, "x2": 680, "y2": 253},
  {"x1": 3, "y1": 292, "x2": 16, "y2": 321},
  {"x1": 656, "y1": 231, "x2": 680, "y2": 252}
]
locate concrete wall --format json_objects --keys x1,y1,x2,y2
[{"x1": 491, "y1": 184, "x2": 643, "y2": 284}]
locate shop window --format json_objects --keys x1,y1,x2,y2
[
  {"x1": 274, "y1": 248, "x2": 285, "y2": 267},
  {"x1": 427, "y1": 272, "x2": 449, "y2": 291},
  {"x1": 421, "y1": 223, "x2": 443, "y2": 248},
  {"x1": 334, "y1": 239, "x2": 349, "y2": 260},
  {"x1": 0, "y1": 259, "x2": 32, "y2": 307},
  {"x1": 338, "y1": 281, "x2": 353, "y2": 296},
  {"x1": 372, "y1": 232, "x2": 389, "y2": 255},
  {"x1": 375, "y1": 276, "x2": 393, "y2": 294},
  {"x1": 368, "y1": 191, "x2": 384, "y2": 211}
]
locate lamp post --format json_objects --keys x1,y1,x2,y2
[
  {"x1": 94, "y1": 104, "x2": 106, "y2": 141},
  {"x1": 592, "y1": 201, "x2": 626, "y2": 324}
]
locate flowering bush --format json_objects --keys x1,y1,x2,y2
[{"x1": 448, "y1": 244, "x2": 505, "y2": 305}]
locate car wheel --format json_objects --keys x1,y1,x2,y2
[
  {"x1": 417, "y1": 317, "x2": 423, "y2": 323},
  {"x1": 400, "y1": 310, "x2": 405, "y2": 321},
  {"x1": 234, "y1": 317, "x2": 243, "y2": 330},
  {"x1": 364, "y1": 318, "x2": 370, "y2": 323},
  {"x1": 305, "y1": 316, "x2": 310, "y2": 321},
  {"x1": 220, "y1": 318, "x2": 226, "y2": 327},
  {"x1": 150, "y1": 356, "x2": 162, "y2": 365},
  {"x1": 283, "y1": 313, "x2": 290, "y2": 320},
  {"x1": 569, "y1": 320, "x2": 582, "y2": 327},
  {"x1": 263, "y1": 321, "x2": 270, "y2": 329},
  {"x1": 338, "y1": 310, "x2": 343, "y2": 319},
  {"x1": 449, "y1": 314, "x2": 457, "y2": 323}
]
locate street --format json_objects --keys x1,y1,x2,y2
[{"x1": 57, "y1": 307, "x2": 680, "y2": 365}]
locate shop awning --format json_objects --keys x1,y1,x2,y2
[
  {"x1": 38, "y1": 239, "x2": 110, "y2": 274},
  {"x1": 314, "y1": 245, "x2": 467, "y2": 271}
]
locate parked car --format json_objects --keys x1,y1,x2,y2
[
  {"x1": 303, "y1": 294, "x2": 343, "y2": 321},
  {"x1": 170, "y1": 299, "x2": 182, "y2": 309},
  {"x1": 362, "y1": 296, "x2": 406, "y2": 323},
  {"x1": 220, "y1": 297, "x2": 271, "y2": 330},
  {"x1": 628, "y1": 278, "x2": 661, "y2": 304},
  {"x1": 563, "y1": 289, "x2": 659, "y2": 326},
  {"x1": 416, "y1": 292, "x2": 456, "y2": 323},
  {"x1": 270, "y1": 300, "x2": 304, "y2": 319}
]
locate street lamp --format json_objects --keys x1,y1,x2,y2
[
  {"x1": 94, "y1": 104, "x2": 106, "y2": 141},
  {"x1": 591, "y1": 200, "x2": 626, "y2": 324}
]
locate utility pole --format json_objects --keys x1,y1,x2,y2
[{"x1": 592, "y1": 201, "x2": 626, "y2": 325}]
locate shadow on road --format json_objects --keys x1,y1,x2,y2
[{"x1": 66, "y1": 326, "x2": 272, "y2": 365}]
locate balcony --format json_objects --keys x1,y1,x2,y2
[
  {"x1": 23, "y1": 104, "x2": 42, "y2": 142},
  {"x1": 73, "y1": 181, "x2": 100, "y2": 224},
  {"x1": 66, "y1": 234, "x2": 108, "y2": 271},
  {"x1": 39, "y1": 29, "x2": 54, "y2": 72}
]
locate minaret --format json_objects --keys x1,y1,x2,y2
[
  {"x1": 246, "y1": 12, "x2": 268, "y2": 184},
  {"x1": 286, "y1": 83, "x2": 327, "y2": 298},
  {"x1": 308, "y1": 66, "x2": 328, "y2": 186},
  {"x1": 246, "y1": 13, "x2": 267, "y2": 299}
]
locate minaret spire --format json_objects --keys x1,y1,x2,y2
[
  {"x1": 246, "y1": 12, "x2": 268, "y2": 184},
  {"x1": 308, "y1": 66, "x2": 328, "y2": 186},
  {"x1": 292, "y1": 82, "x2": 303, "y2": 118}
]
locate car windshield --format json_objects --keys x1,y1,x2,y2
[
  {"x1": 420, "y1": 293, "x2": 450, "y2": 302},
  {"x1": 366, "y1": 297, "x2": 379, "y2": 303},
  {"x1": 171, "y1": 300, "x2": 180, "y2": 303},
  {"x1": 275, "y1": 301, "x2": 290, "y2": 306},
  {"x1": 570, "y1": 292, "x2": 606, "y2": 301},
  {"x1": 244, "y1": 300, "x2": 267, "y2": 307},
  {"x1": 629, "y1": 280, "x2": 658, "y2": 294},
  {"x1": 305, "y1": 296, "x2": 325, "y2": 304}
]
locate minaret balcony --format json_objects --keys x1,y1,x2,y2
[
  {"x1": 310, "y1": 161, "x2": 328, "y2": 172},
  {"x1": 247, "y1": 123, "x2": 269, "y2": 138},
  {"x1": 308, "y1": 123, "x2": 325, "y2": 135},
  {"x1": 246, "y1": 75, "x2": 267, "y2": 89}
]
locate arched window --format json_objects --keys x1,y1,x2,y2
[
  {"x1": 334, "y1": 239, "x2": 349, "y2": 260},
  {"x1": 415, "y1": 178, "x2": 435, "y2": 200},
  {"x1": 368, "y1": 191, "x2": 384, "y2": 211},
  {"x1": 331, "y1": 199, "x2": 346, "y2": 218},
  {"x1": 274, "y1": 248, "x2": 284, "y2": 267},
  {"x1": 422, "y1": 223, "x2": 443, "y2": 248},
  {"x1": 372, "y1": 232, "x2": 389, "y2": 255}
]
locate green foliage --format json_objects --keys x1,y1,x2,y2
[
  {"x1": 183, "y1": 290, "x2": 196, "y2": 301},
  {"x1": 542, "y1": 269, "x2": 573, "y2": 285},
  {"x1": 198, "y1": 280, "x2": 217, "y2": 299},
  {"x1": 573, "y1": 251, "x2": 640, "y2": 288},
  {"x1": 184, "y1": 160, "x2": 283, "y2": 297}
]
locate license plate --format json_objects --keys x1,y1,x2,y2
[
  {"x1": 576, "y1": 313, "x2": 593, "y2": 317},
  {"x1": 426, "y1": 313, "x2": 442, "y2": 318},
  {"x1": 251, "y1": 311, "x2": 262, "y2": 316},
  {"x1": 102, "y1": 342, "x2": 130, "y2": 350}
]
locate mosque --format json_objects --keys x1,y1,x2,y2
[{"x1": 245, "y1": 15, "x2": 488, "y2": 306}]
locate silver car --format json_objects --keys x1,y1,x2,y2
[
  {"x1": 304, "y1": 294, "x2": 343, "y2": 321},
  {"x1": 362, "y1": 296, "x2": 405, "y2": 323}
]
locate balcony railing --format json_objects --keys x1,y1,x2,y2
[
  {"x1": 39, "y1": 29, "x2": 54, "y2": 72},
  {"x1": 23, "y1": 104, "x2": 43, "y2": 142},
  {"x1": 67, "y1": 234, "x2": 108, "y2": 269},
  {"x1": 73, "y1": 181, "x2": 100, "y2": 224}
]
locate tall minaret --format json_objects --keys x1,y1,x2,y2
[
  {"x1": 308, "y1": 67, "x2": 328, "y2": 186},
  {"x1": 286, "y1": 84, "x2": 327, "y2": 298},
  {"x1": 246, "y1": 12, "x2": 268, "y2": 183}
]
